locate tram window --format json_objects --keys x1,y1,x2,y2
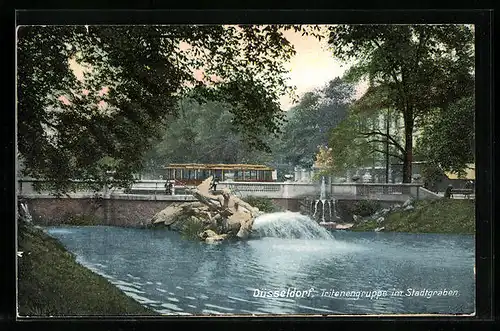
[
  {"x1": 265, "y1": 171, "x2": 271, "y2": 181},
  {"x1": 250, "y1": 170, "x2": 257, "y2": 180}
]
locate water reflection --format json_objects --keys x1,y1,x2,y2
[{"x1": 45, "y1": 225, "x2": 475, "y2": 315}]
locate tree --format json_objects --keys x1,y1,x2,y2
[
  {"x1": 416, "y1": 96, "x2": 475, "y2": 178},
  {"x1": 274, "y1": 77, "x2": 354, "y2": 169},
  {"x1": 326, "y1": 108, "x2": 377, "y2": 177},
  {"x1": 327, "y1": 25, "x2": 474, "y2": 182},
  {"x1": 141, "y1": 98, "x2": 276, "y2": 175},
  {"x1": 17, "y1": 25, "x2": 315, "y2": 194}
]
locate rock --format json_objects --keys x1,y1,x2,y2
[
  {"x1": 152, "y1": 175, "x2": 262, "y2": 243},
  {"x1": 402, "y1": 198, "x2": 413, "y2": 208},
  {"x1": 404, "y1": 205, "x2": 414, "y2": 211},
  {"x1": 380, "y1": 208, "x2": 390, "y2": 215},
  {"x1": 376, "y1": 217, "x2": 385, "y2": 224},
  {"x1": 223, "y1": 213, "x2": 243, "y2": 235},
  {"x1": 205, "y1": 234, "x2": 228, "y2": 244},
  {"x1": 352, "y1": 215, "x2": 360, "y2": 222},
  {"x1": 236, "y1": 214, "x2": 254, "y2": 239},
  {"x1": 169, "y1": 215, "x2": 200, "y2": 232},
  {"x1": 374, "y1": 226, "x2": 385, "y2": 232},
  {"x1": 335, "y1": 223, "x2": 353, "y2": 230},
  {"x1": 198, "y1": 229, "x2": 218, "y2": 240},
  {"x1": 199, "y1": 229, "x2": 228, "y2": 244},
  {"x1": 151, "y1": 203, "x2": 185, "y2": 226},
  {"x1": 197, "y1": 177, "x2": 212, "y2": 196}
]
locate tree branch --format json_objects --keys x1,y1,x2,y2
[
  {"x1": 360, "y1": 130, "x2": 406, "y2": 154},
  {"x1": 370, "y1": 148, "x2": 404, "y2": 161},
  {"x1": 366, "y1": 139, "x2": 404, "y2": 154}
]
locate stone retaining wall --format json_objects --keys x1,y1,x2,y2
[{"x1": 24, "y1": 196, "x2": 192, "y2": 227}]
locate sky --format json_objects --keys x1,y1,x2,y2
[
  {"x1": 278, "y1": 28, "x2": 352, "y2": 110},
  {"x1": 67, "y1": 26, "x2": 366, "y2": 111}
]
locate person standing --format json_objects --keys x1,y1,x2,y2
[
  {"x1": 209, "y1": 176, "x2": 219, "y2": 192},
  {"x1": 444, "y1": 184, "x2": 453, "y2": 198}
]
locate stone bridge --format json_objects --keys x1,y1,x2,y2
[
  {"x1": 17, "y1": 179, "x2": 440, "y2": 227},
  {"x1": 18, "y1": 179, "x2": 439, "y2": 202}
]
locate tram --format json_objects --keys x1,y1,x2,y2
[{"x1": 163, "y1": 163, "x2": 277, "y2": 185}]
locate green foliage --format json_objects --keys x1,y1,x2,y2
[
  {"x1": 17, "y1": 223, "x2": 157, "y2": 315},
  {"x1": 327, "y1": 110, "x2": 374, "y2": 175},
  {"x1": 143, "y1": 76, "x2": 355, "y2": 174},
  {"x1": 419, "y1": 161, "x2": 446, "y2": 191},
  {"x1": 17, "y1": 25, "x2": 303, "y2": 194},
  {"x1": 347, "y1": 200, "x2": 381, "y2": 217},
  {"x1": 273, "y1": 77, "x2": 355, "y2": 168},
  {"x1": 242, "y1": 196, "x2": 283, "y2": 213},
  {"x1": 327, "y1": 25, "x2": 475, "y2": 182},
  {"x1": 416, "y1": 96, "x2": 475, "y2": 175},
  {"x1": 142, "y1": 99, "x2": 276, "y2": 168},
  {"x1": 351, "y1": 199, "x2": 475, "y2": 234},
  {"x1": 179, "y1": 216, "x2": 207, "y2": 240}
]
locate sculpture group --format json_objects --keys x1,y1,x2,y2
[{"x1": 150, "y1": 176, "x2": 262, "y2": 243}]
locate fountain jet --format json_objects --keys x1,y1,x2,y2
[{"x1": 251, "y1": 212, "x2": 334, "y2": 240}]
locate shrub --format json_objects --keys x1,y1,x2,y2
[
  {"x1": 352, "y1": 200, "x2": 381, "y2": 217},
  {"x1": 177, "y1": 215, "x2": 207, "y2": 240},
  {"x1": 241, "y1": 196, "x2": 282, "y2": 213}
]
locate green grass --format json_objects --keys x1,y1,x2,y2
[
  {"x1": 17, "y1": 221, "x2": 158, "y2": 316},
  {"x1": 350, "y1": 199, "x2": 475, "y2": 234},
  {"x1": 179, "y1": 215, "x2": 215, "y2": 240}
]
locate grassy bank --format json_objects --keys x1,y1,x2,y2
[
  {"x1": 17, "y1": 221, "x2": 158, "y2": 316},
  {"x1": 350, "y1": 199, "x2": 475, "y2": 234}
]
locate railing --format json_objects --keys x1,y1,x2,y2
[
  {"x1": 223, "y1": 183, "x2": 281, "y2": 192},
  {"x1": 17, "y1": 178, "x2": 192, "y2": 198},
  {"x1": 220, "y1": 181, "x2": 423, "y2": 200},
  {"x1": 18, "y1": 178, "x2": 425, "y2": 201}
]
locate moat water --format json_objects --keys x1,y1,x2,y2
[{"x1": 45, "y1": 212, "x2": 475, "y2": 315}]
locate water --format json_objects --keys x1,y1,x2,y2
[
  {"x1": 43, "y1": 213, "x2": 475, "y2": 315},
  {"x1": 251, "y1": 212, "x2": 333, "y2": 240},
  {"x1": 310, "y1": 177, "x2": 339, "y2": 222},
  {"x1": 320, "y1": 176, "x2": 326, "y2": 200},
  {"x1": 310, "y1": 199, "x2": 339, "y2": 223}
]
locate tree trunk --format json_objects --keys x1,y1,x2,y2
[
  {"x1": 385, "y1": 110, "x2": 390, "y2": 184},
  {"x1": 402, "y1": 120, "x2": 414, "y2": 184}
]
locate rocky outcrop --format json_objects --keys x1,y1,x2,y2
[
  {"x1": 352, "y1": 198, "x2": 416, "y2": 232},
  {"x1": 150, "y1": 176, "x2": 263, "y2": 243}
]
